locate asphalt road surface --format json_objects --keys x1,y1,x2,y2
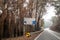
[{"x1": 34, "y1": 28, "x2": 60, "y2": 40}]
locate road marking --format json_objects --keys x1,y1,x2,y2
[{"x1": 34, "y1": 32, "x2": 43, "y2": 40}]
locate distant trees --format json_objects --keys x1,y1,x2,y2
[{"x1": 50, "y1": 16, "x2": 60, "y2": 32}]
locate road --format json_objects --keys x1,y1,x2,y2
[{"x1": 34, "y1": 28, "x2": 60, "y2": 40}]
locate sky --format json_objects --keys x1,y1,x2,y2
[
  {"x1": 42, "y1": 3, "x2": 57, "y2": 28},
  {"x1": 42, "y1": 3, "x2": 57, "y2": 21}
]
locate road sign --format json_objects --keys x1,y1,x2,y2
[{"x1": 24, "y1": 18, "x2": 36, "y2": 25}]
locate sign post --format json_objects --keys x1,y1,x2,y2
[{"x1": 23, "y1": 18, "x2": 36, "y2": 36}]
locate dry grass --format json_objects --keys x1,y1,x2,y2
[{"x1": 2, "y1": 31, "x2": 42, "y2": 40}]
